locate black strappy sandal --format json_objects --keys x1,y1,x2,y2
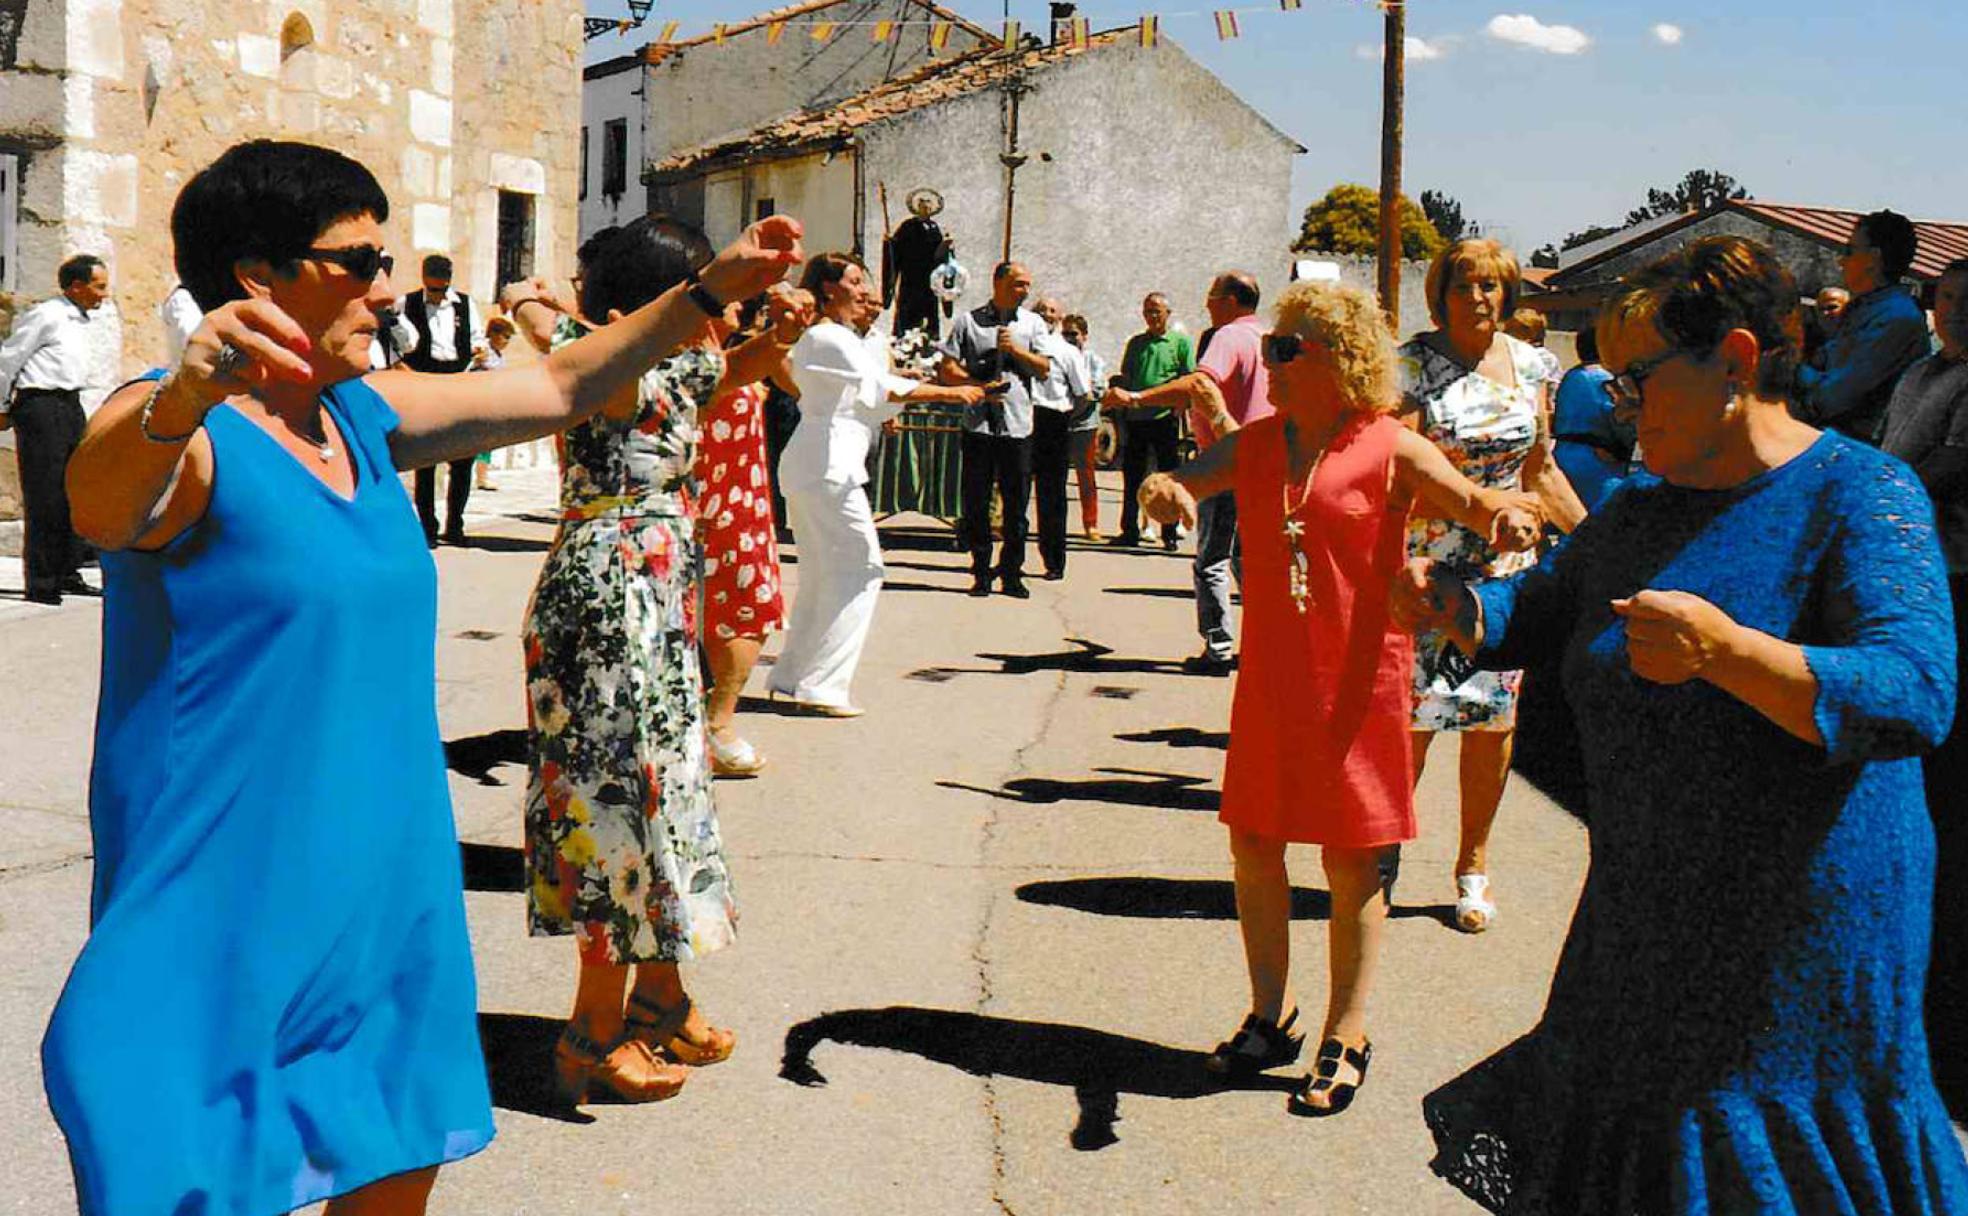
[
  {"x1": 1204, "y1": 1007, "x2": 1305, "y2": 1079},
  {"x1": 1286, "y1": 1037, "x2": 1372, "y2": 1117}
]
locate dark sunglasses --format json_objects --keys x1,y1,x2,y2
[
  {"x1": 1607, "y1": 347, "x2": 1696, "y2": 412},
  {"x1": 300, "y1": 245, "x2": 395, "y2": 281},
  {"x1": 1262, "y1": 332, "x2": 1305, "y2": 364}
]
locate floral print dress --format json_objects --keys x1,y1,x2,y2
[
  {"x1": 695, "y1": 382, "x2": 786, "y2": 642},
  {"x1": 523, "y1": 338, "x2": 737, "y2": 964},
  {"x1": 1401, "y1": 333, "x2": 1555, "y2": 733}
]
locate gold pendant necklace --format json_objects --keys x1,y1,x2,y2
[{"x1": 1280, "y1": 417, "x2": 1344, "y2": 615}]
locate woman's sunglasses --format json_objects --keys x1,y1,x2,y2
[
  {"x1": 299, "y1": 245, "x2": 395, "y2": 281},
  {"x1": 1262, "y1": 332, "x2": 1305, "y2": 364}
]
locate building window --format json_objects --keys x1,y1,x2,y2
[
  {"x1": 579, "y1": 127, "x2": 589, "y2": 201},
  {"x1": 496, "y1": 190, "x2": 536, "y2": 296},
  {"x1": 0, "y1": 152, "x2": 16, "y2": 293},
  {"x1": 755, "y1": 198, "x2": 776, "y2": 221},
  {"x1": 602, "y1": 118, "x2": 628, "y2": 198}
]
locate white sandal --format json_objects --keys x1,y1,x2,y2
[
  {"x1": 1454, "y1": 873, "x2": 1496, "y2": 934},
  {"x1": 709, "y1": 731, "x2": 766, "y2": 778}
]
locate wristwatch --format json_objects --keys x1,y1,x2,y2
[{"x1": 682, "y1": 271, "x2": 725, "y2": 317}]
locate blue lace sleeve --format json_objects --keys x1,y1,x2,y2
[
  {"x1": 1473, "y1": 528, "x2": 1584, "y2": 672},
  {"x1": 1803, "y1": 455, "x2": 1957, "y2": 763}
]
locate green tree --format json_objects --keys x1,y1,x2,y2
[
  {"x1": 1622, "y1": 169, "x2": 1749, "y2": 227},
  {"x1": 1294, "y1": 183, "x2": 1446, "y2": 261},
  {"x1": 1419, "y1": 190, "x2": 1470, "y2": 243}
]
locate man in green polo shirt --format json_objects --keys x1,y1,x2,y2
[{"x1": 1102, "y1": 292, "x2": 1195, "y2": 548}]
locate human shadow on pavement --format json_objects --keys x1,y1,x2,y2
[
  {"x1": 780, "y1": 1005, "x2": 1295, "y2": 1150},
  {"x1": 448, "y1": 534, "x2": 551, "y2": 553},
  {"x1": 444, "y1": 728, "x2": 529, "y2": 786},
  {"x1": 1116, "y1": 726, "x2": 1229, "y2": 750},
  {"x1": 476, "y1": 1012, "x2": 594, "y2": 1125},
  {"x1": 882, "y1": 580, "x2": 976, "y2": 596},
  {"x1": 972, "y1": 638, "x2": 1185, "y2": 676},
  {"x1": 873, "y1": 526, "x2": 964, "y2": 553},
  {"x1": 460, "y1": 842, "x2": 525, "y2": 893},
  {"x1": 938, "y1": 767, "x2": 1217, "y2": 812},
  {"x1": 1015, "y1": 876, "x2": 1455, "y2": 926},
  {"x1": 1102, "y1": 586, "x2": 1193, "y2": 599}
]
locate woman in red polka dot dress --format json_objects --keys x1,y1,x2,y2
[{"x1": 698, "y1": 302, "x2": 792, "y2": 777}]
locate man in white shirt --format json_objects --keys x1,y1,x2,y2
[
  {"x1": 400, "y1": 253, "x2": 487, "y2": 545},
  {"x1": 1028, "y1": 297, "x2": 1091, "y2": 579},
  {"x1": 0, "y1": 254, "x2": 111, "y2": 604},
  {"x1": 936, "y1": 262, "x2": 1051, "y2": 597}
]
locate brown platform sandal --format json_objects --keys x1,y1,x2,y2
[
  {"x1": 553, "y1": 1024, "x2": 689, "y2": 1106},
  {"x1": 625, "y1": 991, "x2": 736, "y2": 1066}
]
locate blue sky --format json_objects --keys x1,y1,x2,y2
[{"x1": 583, "y1": 1, "x2": 1967, "y2": 250}]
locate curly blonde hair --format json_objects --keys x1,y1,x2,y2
[{"x1": 1273, "y1": 280, "x2": 1399, "y2": 411}]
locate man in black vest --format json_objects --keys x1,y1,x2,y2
[{"x1": 401, "y1": 254, "x2": 486, "y2": 545}]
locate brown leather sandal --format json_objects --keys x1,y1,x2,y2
[
  {"x1": 625, "y1": 991, "x2": 736, "y2": 1066},
  {"x1": 553, "y1": 1024, "x2": 689, "y2": 1106}
]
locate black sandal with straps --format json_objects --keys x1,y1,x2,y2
[
  {"x1": 1286, "y1": 1036, "x2": 1372, "y2": 1117},
  {"x1": 1204, "y1": 1007, "x2": 1305, "y2": 1079}
]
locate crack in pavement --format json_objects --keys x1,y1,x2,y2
[{"x1": 0, "y1": 851, "x2": 93, "y2": 882}]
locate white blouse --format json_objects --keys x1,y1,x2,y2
[{"x1": 780, "y1": 320, "x2": 921, "y2": 494}]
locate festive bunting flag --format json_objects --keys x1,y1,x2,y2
[
  {"x1": 1280, "y1": 0, "x2": 1303, "y2": 9},
  {"x1": 712, "y1": 23, "x2": 728, "y2": 44},
  {"x1": 1214, "y1": 10, "x2": 1240, "y2": 38},
  {"x1": 654, "y1": 19, "x2": 678, "y2": 43},
  {"x1": 1002, "y1": 20, "x2": 1021, "y2": 46},
  {"x1": 766, "y1": 21, "x2": 786, "y2": 44},
  {"x1": 1139, "y1": 15, "x2": 1159, "y2": 46},
  {"x1": 872, "y1": 19, "x2": 894, "y2": 42},
  {"x1": 616, "y1": 18, "x2": 631, "y2": 34},
  {"x1": 1065, "y1": 16, "x2": 1089, "y2": 49},
  {"x1": 811, "y1": 21, "x2": 835, "y2": 41}
]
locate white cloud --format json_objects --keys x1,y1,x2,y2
[
  {"x1": 1486, "y1": 13, "x2": 1591, "y2": 55},
  {"x1": 1354, "y1": 35, "x2": 1449, "y2": 62},
  {"x1": 1652, "y1": 22, "x2": 1684, "y2": 45}
]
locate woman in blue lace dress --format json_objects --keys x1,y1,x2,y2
[{"x1": 1397, "y1": 236, "x2": 1968, "y2": 1213}]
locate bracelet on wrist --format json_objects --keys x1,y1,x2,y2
[
  {"x1": 681, "y1": 271, "x2": 726, "y2": 317},
  {"x1": 139, "y1": 376, "x2": 202, "y2": 445}
]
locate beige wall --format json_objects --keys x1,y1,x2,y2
[
  {"x1": 700, "y1": 155, "x2": 857, "y2": 255},
  {"x1": 0, "y1": 0, "x2": 583, "y2": 381}
]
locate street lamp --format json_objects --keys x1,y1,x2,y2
[{"x1": 584, "y1": 0, "x2": 656, "y2": 41}]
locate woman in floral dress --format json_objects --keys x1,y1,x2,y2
[
  {"x1": 696, "y1": 299, "x2": 789, "y2": 777},
  {"x1": 521, "y1": 216, "x2": 802, "y2": 1106},
  {"x1": 1400, "y1": 238, "x2": 1584, "y2": 933}
]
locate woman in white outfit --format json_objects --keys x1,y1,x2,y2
[{"x1": 769, "y1": 253, "x2": 985, "y2": 715}]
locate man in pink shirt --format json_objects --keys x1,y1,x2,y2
[{"x1": 1116, "y1": 271, "x2": 1270, "y2": 673}]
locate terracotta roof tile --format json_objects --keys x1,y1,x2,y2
[{"x1": 1733, "y1": 201, "x2": 1968, "y2": 282}]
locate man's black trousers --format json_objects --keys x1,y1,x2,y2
[
  {"x1": 1118, "y1": 413, "x2": 1180, "y2": 544},
  {"x1": 11, "y1": 388, "x2": 87, "y2": 595},
  {"x1": 960, "y1": 430, "x2": 1032, "y2": 584},
  {"x1": 1030, "y1": 407, "x2": 1073, "y2": 576}
]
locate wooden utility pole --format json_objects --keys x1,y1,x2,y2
[{"x1": 1376, "y1": 1, "x2": 1405, "y2": 326}]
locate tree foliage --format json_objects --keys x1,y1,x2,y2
[
  {"x1": 1294, "y1": 183, "x2": 1446, "y2": 261},
  {"x1": 1622, "y1": 169, "x2": 1749, "y2": 227},
  {"x1": 1419, "y1": 190, "x2": 1470, "y2": 243}
]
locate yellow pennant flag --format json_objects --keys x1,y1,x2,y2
[
  {"x1": 1139, "y1": 15, "x2": 1159, "y2": 47},
  {"x1": 1214, "y1": 11, "x2": 1240, "y2": 39},
  {"x1": 811, "y1": 21, "x2": 836, "y2": 41},
  {"x1": 766, "y1": 21, "x2": 786, "y2": 44},
  {"x1": 616, "y1": 18, "x2": 630, "y2": 34},
  {"x1": 928, "y1": 21, "x2": 952, "y2": 52},
  {"x1": 872, "y1": 19, "x2": 894, "y2": 42},
  {"x1": 654, "y1": 19, "x2": 678, "y2": 43},
  {"x1": 1280, "y1": 0, "x2": 1303, "y2": 9},
  {"x1": 1002, "y1": 19, "x2": 1021, "y2": 46},
  {"x1": 1065, "y1": 16, "x2": 1089, "y2": 49},
  {"x1": 712, "y1": 23, "x2": 728, "y2": 44}
]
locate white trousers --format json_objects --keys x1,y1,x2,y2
[{"x1": 770, "y1": 480, "x2": 885, "y2": 708}]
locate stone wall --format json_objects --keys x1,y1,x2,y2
[{"x1": 1565, "y1": 211, "x2": 1846, "y2": 298}]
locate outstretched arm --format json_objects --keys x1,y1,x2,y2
[
  {"x1": 1139, "y1": 432, "x2": 1240, "y2": 531},
  {"x1": 1390, "y1": 427, "x2": 1541, "y2": 553}
]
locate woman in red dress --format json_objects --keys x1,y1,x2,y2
[
  {"x1": 1140, "y1": 281, "x2": 1539, "y2": 1115},
  {"x1": 698, "y1": 299, "x2": 798, "y2": 776}
]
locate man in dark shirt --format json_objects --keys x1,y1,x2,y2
[{"x1": 1793, "y1": 210, "x2": 1932, "y2": 444}]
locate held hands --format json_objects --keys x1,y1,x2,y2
[
  {"x1": 1488, "y1": 494, "x2": 1543, "y2": 553},
  {"x1": 177, "y1": 300, "x2": 315, "y2": 409},
  {"x1": 947, "y1": 384, "x2": 989, "y2": 407},
  {"x1": 1389, "y1": 558, "x2": 1470, "y2": 636},
  {"x1": 1612, "y1": 589, "x2": 1740, "y2": 685},
  {"x1": 764, "y1": 284, "x2": 816, "y2": 344},
  {"x1": 699, "y1": 215, "x2": 805, "y2": 306},
  {"x1": 1102, "y1": 385, "x2": 1135, "y2": 410},
  {"x1": 1138, "y1": 472, "x2": 1197, "y2": 530},
  {"x1": 498, "y1": 275, "x2": 565, "y2": 315}
]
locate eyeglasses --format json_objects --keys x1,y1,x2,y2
[
  {"x1": 1262, "y1": 332, "x2": 1305, "y2": 364},
  {"x1": 1607, "y1": 347, "x2": 1694, "y2": 412},
  {"x1": 299, "y1": 246, "x2": 395, "y2": 281}
]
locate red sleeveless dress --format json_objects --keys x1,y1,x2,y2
[{"x1": 1218, "y1": 413, "x2": 1416, "y2": 846}]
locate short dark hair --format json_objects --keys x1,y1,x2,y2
[
  {"x1": 1600, "y1": 235, "x2": 1800, "y2": 399},
  {"x1": 58, "y1": 254, "x2": 104, "y2": 290},
  {"x1": 576, "y1": 225, "x2": 620, "y2": 273},
  {"x1": 797, "y1": 251, "x2": 867, "y2": 308},
  {"x1": 1212, "y1": 273, "x2": 1260, "y2": 310},
  {"x1": 993, "y1": 261, "x2": 1026, "y2": 282},
  {"x1": 170, "y1": 140, "x2": 390, "y2": 311},
  {"x1": 1857, "y1": 210, "x2": 1918, "y2": 281},
  {"x1": 1063, "y1": 313, "x2": 1089, "y2": 335},
  {"x1": 1573, "y1": 324, "x2": 1599, "y2": 364},
  {"x1": 578, "y1": 214, "x2": 713, "y2": 321},
  {"x1": 422, "y1": 254, "x2": 453, "y2": 280}
]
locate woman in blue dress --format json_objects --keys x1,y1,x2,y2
[
  {"x1": 45, "y1": 140, "x2": 801, "y2": 1216},
  {"x1": 1396, "y1": 235, "x2": 1968, "y2": 1213}
]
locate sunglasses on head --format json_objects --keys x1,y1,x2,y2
[
  {"x1": 1262, "y1": 332, "x2": 1305, "y2": 364},
  {"x1": 299, "y1": 245, "x2": 395, "y2": 281}
]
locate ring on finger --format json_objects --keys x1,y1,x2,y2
[{"x1": 211, "y1": 342, "x2": 249, "y2": 379}]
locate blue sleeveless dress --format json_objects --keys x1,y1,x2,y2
[{"x1": 42, "y1": 377, "x2": 495, "y2": 1215}]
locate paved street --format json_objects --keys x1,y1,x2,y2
[{"x1": 0, "y1": 468, "x2": 1600, "y2": 1214}]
